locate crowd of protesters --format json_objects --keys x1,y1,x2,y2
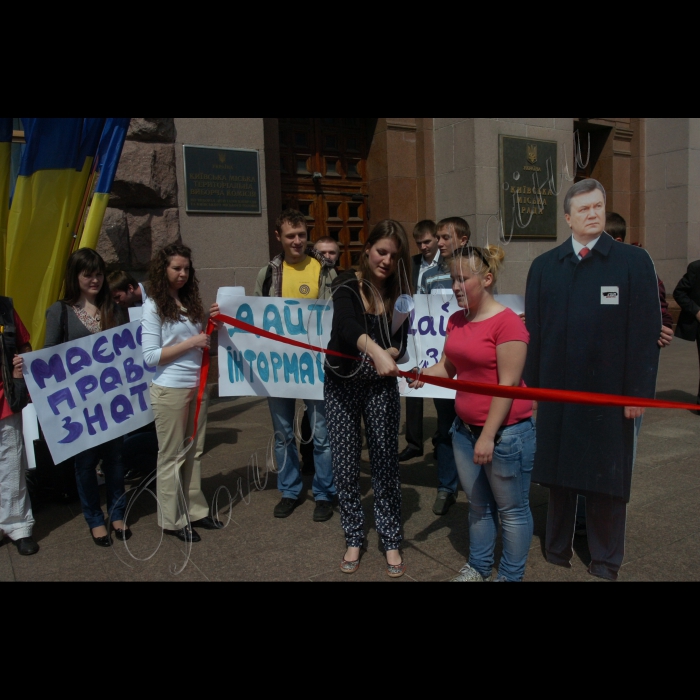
[{"x1": 1, "y1": 177, "x2": 695, "y2": 582}]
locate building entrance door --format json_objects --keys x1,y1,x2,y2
[{"x1": 278, "y1": 118, "x2": 371, "y2": 269}]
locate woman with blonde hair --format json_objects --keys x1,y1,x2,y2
[
  {"x1": 141, "y1": 243, "x2": 221, "y2": 542},
  {"x1": 411, "y1": 245, "x2": 535, "y2": 582},
  {"x1": 45, "y1": 248, "x2": 129, "y2": 547},
  {"x1": 324, "y1": 219, "x2": 412, "y2": 577}
]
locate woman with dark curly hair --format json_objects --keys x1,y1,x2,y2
[
  {"x1": 45, "y1": 248, "x2": 129, "y2": 547},
  {"x1": 141, "y1": 243, "x2": 221, "y2": 542}
]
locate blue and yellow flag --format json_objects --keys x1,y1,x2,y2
[
  {"x1": 79, "y1": 117, "x2": 130, "y2": 250},
  {"x1": 3, "y1": 118, "x2": 128, "y2": 347},
  {"x1": 0, "y1": 118, "x2": 12, "y2": 294}
]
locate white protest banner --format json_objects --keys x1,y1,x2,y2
[
  {"x1": 494, "y1": 294, "x2": 525, "y2": 316},
  {"x1": 398, "y1": 295, "x2": 460, "y2": 399},
  {"x1": 217, "y1": 296, "x2": 333, "y2": 400},
  {"x1": 216, "y1": 293, "x2": 524, "y2": 401},
  {"x1": 22, "y1": 321, "x2": 155, "y2": 463}
]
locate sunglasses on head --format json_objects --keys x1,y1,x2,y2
[{"x1": 454, "y1": 245, "x2": 489, "y2": 267}]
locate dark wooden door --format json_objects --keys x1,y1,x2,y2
[{"x1": 279, "y1": 118, "x2": 371, "y2": 269}]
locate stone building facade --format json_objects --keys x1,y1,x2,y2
[
  {"x1": 99, "y1": 118, "x2": 700, "y2": 308},
  {"x1": 97, "y1": 118, "x2": 180, "y2": 276}
]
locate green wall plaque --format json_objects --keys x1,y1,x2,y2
[
  {"x1": 183, "y1": 145, "x2": 261, "y2": 214},
  {"x1": 499, "y1": 135, "x2": 558, "y2": 239}
]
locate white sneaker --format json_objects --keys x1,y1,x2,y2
[{"x1": 451, "y1": 562, "x2": 492, "y2": 582}]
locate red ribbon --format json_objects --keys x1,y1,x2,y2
[{"x1": 192, "y1": 313, "x2": 698, "y2": 440}]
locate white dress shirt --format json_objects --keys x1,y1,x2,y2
[
  {"x1": 141, "y1": 298, "x2": 203, "y2": 388},
  {"x1": 571, "y1": 234, "x2": 602, "y2": 260}
]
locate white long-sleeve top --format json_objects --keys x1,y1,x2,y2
[{"x1": 141, "y1": 297, "x2": 203, "y2": 388}]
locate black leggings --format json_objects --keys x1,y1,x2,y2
[{"x1": 325, "y1": 369, "x2": 402, "y2": 550}]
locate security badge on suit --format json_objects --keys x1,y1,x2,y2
[{"x1": 601, "y1": 287, "x2": 619, "y2": 304}]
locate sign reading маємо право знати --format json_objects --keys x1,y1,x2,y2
[
  {"x1": 499, "y1": 135, "x2": 557, "y2": 239},
  {"x1": 183, "y1": 145, "x2": 261, "y2": 214}
]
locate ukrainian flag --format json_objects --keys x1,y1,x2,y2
[
  {"x1": 79, "y1": 117, "x2": 130, "y2": 250},
  {"x1": 0, "y1": 118, "x2": 12, "y2": 294},
  {"x1": 4, "y1": 118, "x2": 108, "y2": 346}
]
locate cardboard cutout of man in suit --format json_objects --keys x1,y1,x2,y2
[{"x1": 524, "y1": 178, "x2": 660, "y2": 580}]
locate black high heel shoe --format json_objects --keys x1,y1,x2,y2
[
  {"x1": 90, "y1": 527, "x2": 112, "y2": 547},
  {"x1": 110, "y1": 524, "x2": 132, "y2": 541}
]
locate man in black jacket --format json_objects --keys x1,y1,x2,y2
[
  {"x1": 673, "y1": 259, "x2": 700, "y2": 406},
  {"x1": 524, "y1": 179, "x2": 660, "y2": 580},
  {"x1": 399, "y1": 220, "x2": 439, "y2": 463}
]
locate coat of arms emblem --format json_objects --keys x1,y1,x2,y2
[{"x1": 526, "y1": 144, "x2": 537, "y2": 164}]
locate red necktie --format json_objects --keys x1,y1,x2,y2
[{"x1": 579, "y1": 247, "x2": 590, "y2": 259}]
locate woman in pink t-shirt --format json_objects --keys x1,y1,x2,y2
[{"x1": 410, "y1": 245, "x2": 535, "y2": 582}]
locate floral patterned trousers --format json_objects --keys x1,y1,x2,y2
[{"x1": 324, "y1": 367, "x2": 402, "y2": 551}]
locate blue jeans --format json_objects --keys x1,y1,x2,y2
[
  {"x1": 451, "y1": 417, "x2": 535, "y2": 581},
  {"x1": 267, "y1": 397, "x2": 335, "y2": 501},
  {"x1": 74, "y1": 437, "x2": 126, "y2": 529},
  {"x1": 434, "y1": 398, "x2": 459, "y2": 494}
]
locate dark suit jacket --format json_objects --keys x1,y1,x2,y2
[
  {"x1": 411, "y1": 253, "x2": 422, "y2": 293},
  {"x1": 658, "y1": 278, "x2": 673, "y2": 329},
  {"x1": 673, "y1": 260, "x2": 700, "y2": 341},
  {"x1": 524, "y1": 234, "x2": 660, "y2": 501}
]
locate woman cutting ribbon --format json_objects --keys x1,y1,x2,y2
[{"x1": 324, "y1": 220, "x2": 412, "y2": 577}]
